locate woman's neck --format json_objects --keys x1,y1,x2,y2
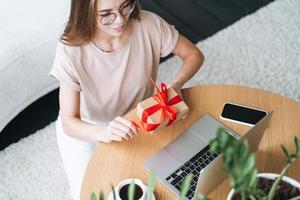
[{"x1": 93, "y1": 23, "x2": 131, "y2": 52}]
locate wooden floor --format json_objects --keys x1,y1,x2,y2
[{"x1": 0, "y1": 0, "x2": 274, "y2": 150}]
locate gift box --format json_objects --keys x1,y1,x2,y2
[{"x1": 136, "y1": 82, "x2": 189, "y2": 133}]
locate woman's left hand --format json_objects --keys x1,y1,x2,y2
[
  {"x1": 168, "y1": 81, "x2": 183, "y2": 98},
  {"x1": 168, "y1": 81, "x2": 189, "y2": 119}
]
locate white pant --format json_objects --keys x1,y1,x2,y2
[{"x1": 56, "y1": 117, "x2": 97, "y2": 200}]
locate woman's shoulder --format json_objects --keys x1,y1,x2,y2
[
  {"x1": 136, "y1": 10, "x2": 165, "y2": 28},
  {"x1": 56, "y1": 41, "x2": 82, "y2": 55},
  {"x1": 139, "y1": 10, "x2": 158, "y2": 19},
  {"x1": 55, "y1": 40, "x2": 87, "y2": 62}
]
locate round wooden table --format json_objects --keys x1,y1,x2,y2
[{"x1": 81, "y1": 85, "x2": 300, "y2": 200}]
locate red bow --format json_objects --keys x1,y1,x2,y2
[{"x1": 133, "y1": 78, "x2": 182, "y2": 132}]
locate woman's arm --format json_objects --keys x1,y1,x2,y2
[
  {"x1": 59, "y1": 84, "x2": 105, "y2": 141},
  {"x1": 169, "y1": 35, "x2": 205, "y2": 94},
  {"x1": 59, "y1": 84, "x2": 137, "y2": 142}
]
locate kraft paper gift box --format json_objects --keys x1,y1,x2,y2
[{"x1": 136, "y1": 87, "x2": 189, "y2": 133}]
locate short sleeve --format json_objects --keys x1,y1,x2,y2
[
  {"x1": 155, "y1": 14, "x2": 179, "y2": 57},
  {"x1": 49, "y1": 42, "x2": 81, "y2": 92}
]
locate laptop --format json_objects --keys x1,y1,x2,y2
[{"x1": 144, "y1": 112, "x2": 272, "y2": 199}]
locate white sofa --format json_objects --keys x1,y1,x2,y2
[{"x1": 0, "y1": 0, "x2": 70, "y2": 132}]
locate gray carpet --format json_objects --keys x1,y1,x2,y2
[{"x1": 0, "y1": 0, "x2": 299, "y2": 199}]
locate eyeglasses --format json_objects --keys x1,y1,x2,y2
[{"x1": 98, "y1": 1, "x2": 136, "y2": 25}]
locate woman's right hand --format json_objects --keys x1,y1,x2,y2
[{"x1": 99, "y1": 116, "x2": 138, "y2": 143}]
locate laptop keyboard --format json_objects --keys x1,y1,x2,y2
[{"x1": 165, "y1": 145, "x2": 220, "y2": 199}]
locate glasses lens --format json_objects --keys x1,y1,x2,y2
[
  {"x1": 100, "y1": 1, "x2": 135, "y2": 25},
  {"x1": 101, "y1": 13, "x2": 116, "y2": 25}
]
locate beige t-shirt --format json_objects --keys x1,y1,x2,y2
[{"x1": 49, "y1": 11, "x2": 179, "y2": 124}]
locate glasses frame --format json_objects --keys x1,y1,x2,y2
[{"x1": 99, "y1": 1, "x2": 136, "y2": 26}]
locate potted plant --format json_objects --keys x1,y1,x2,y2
[{"x1": 206, "y1": 128, "x2": 300, "y2": 200}]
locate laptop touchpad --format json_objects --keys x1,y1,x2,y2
[
  {"x1": 190, "y1": 115, "x2": 226, "y2": 143},
  {"x1": 165, "y1": 129, "x2": 208, "y2": 164},
  {"x1": 164, "y1": 115, "x2": 226, "y2": 164}
]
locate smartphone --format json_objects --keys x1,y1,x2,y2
[{"x1": 220, "y1": 102, "x2": 268, "y2": 126}]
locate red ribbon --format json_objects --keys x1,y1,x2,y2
[{"x1": 133, "y1": 78, "x2": 183, "y2": 132}]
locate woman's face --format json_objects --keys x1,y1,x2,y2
[{"x1": 95, "y1": 0, "x2": 134, "y2": 38}]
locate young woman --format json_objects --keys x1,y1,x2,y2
[{"x1": 49, "y1": 0, "x2": 204, "y2": 199}]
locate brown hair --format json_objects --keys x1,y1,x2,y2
[{"x1": 60, "y1": 0, "x2": 141, "y2": 46}]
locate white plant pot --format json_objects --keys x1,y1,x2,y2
[{"x1": 226, "y1": 173, "x2": 300, "y2": 200}]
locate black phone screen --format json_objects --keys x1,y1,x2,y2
[{"x1": 221, "y1": 103, "x2": 267, "y2": 125}]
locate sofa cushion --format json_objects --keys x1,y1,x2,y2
[{"x1": 0, "y1": 0, "x2": 70, "y2": 132}]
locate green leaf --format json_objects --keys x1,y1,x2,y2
[
  {"x1": 111, "y1": 185, "x2": 116, "y2": 200},
  {"x1": 197, "y1": 193, "x2": 212, "y2": 200},
  {"x1": 237, "y1": 141, "x2": 249, "y2": 160},
  {"x1": 180, "y1": 174, "x2": 193, "y2": 199},
  {"x1": 295, "y1": 137, "x2": 300, "y2": 157},
  {"x1": 90, "y1": 192, "x2": 97, "y2": 200},
  {"x1": 248, "y1": 169, "x2": 257, "y2": 188},
  {"x1": 100, "y1": 191, "x2": 105, "y2": 200},
  {"x1": 241, "y1": 154, "x2": 255, "y2": 176},
  {"x1": 219, "y1": 128, "x2": 230, "y2": 148},
  {"x1": 128, "y1": 180, "x2": 136, "y2": 200},
  {"x1": 281, "y1": 145, "x2": 291, "y2": 161},
  {"x1": 223, "y1": 146, "x2": 234, "y2": 165},
  {"x1": 147, "y1": 171, "x2": 156, "y2": 200},
  {"x1": 254, "y1": 189, "x2": 265, "y2": 198},
  {"x1": 209, "y1": 140, "x2": 218, "y2": 152},
  {"x1": 232, "y1": 180, "x2": 244, "y2": 193}
]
